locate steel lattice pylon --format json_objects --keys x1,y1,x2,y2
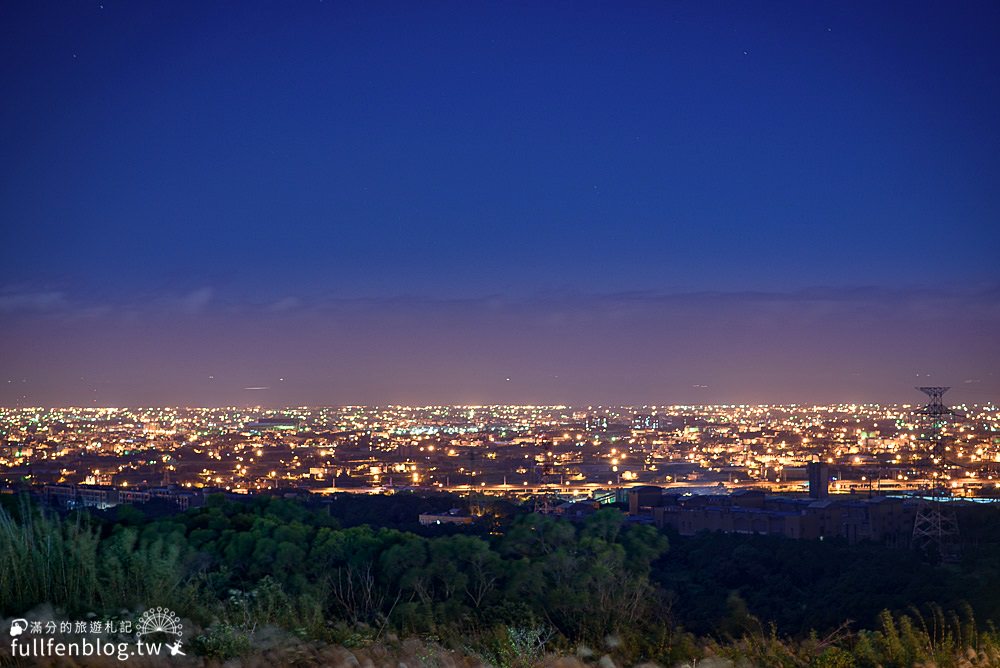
[
  {"x1": 916, "y1": 386, "x2": 953, "y2": 417},
  {"x1": 910, "y1": 387, "x2": 961, "y2": 562},
  {"x1": 912, "y1": 500, "x2": 960, "y2": 561}
]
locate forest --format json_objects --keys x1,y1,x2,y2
[{"x1": 2, "y1": 491, "x2": 999, "y2": 667}]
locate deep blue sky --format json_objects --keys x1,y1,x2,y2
[{"x1": 1, "y1": 1, "x2": 998, "y2": 406}]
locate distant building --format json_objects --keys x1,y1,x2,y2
[
  {"x1": 419, "y1": 508, "x2": 473, "y2": 526},
  {"x1": 42, "y1": 484, "x2": 201, "y2": 511},
  {"x1": 808, "y1": 461, "x2": 830, "y2": 499},
  {"x1": 627, "y1": 485, "x2": 917, "y2": 546},
  {"x1": 245, "y1": 417, "x2": 300, "y2": 431},
  {"x1": 554, "y1": 500, "x2": 600, "y2": 520},
  {"x1": 628, "y1": 485, "x2": 666, "y2": 515},
  {"x1": 632, "y1": 414, "x2": 659, "y2": 430}
]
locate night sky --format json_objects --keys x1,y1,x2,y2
[{"x1": 2, "y1": 1, "x2": 998, "y2": 407}]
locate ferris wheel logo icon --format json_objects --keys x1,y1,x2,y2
[{"x1": 135, "y1": 607, "x2": 183, "y2": 639}]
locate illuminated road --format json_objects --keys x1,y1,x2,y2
[{"x1": 311, "y1": 475, "x2": 994, "y2": 499}]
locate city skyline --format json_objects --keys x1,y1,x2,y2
[{"x1": 5, "y1": 402, "x2": 997, "y2": 498}]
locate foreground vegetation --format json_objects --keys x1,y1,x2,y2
[{"x1": 1, "y1": 492, "x2": 999, "y2": 667}]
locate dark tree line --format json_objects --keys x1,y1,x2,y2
[{"x1": 3, "y1": 492, "x2": 1000, "y2": 666}]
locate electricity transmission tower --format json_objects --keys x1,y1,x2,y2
[{"x1": 910, "y1": 387, "x2": 962, "y2": 562}]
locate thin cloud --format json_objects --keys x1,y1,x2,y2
[
  {"x1": 0, "y1": 289, "x2": 67, "y2": 313},
  {"x1": 176, "y1": 287, "x2": 214, "y2": 314},
  {"x1": 266, "y1": 297, "x2": 301, "y2": 312},
  {"x1": 3, "y1": 284, "x2": 997, "y2": 318}
]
